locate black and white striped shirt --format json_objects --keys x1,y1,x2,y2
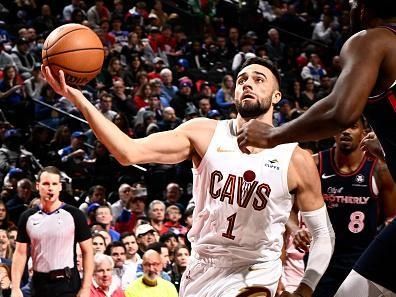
[{"x1": 17, "y1": 204, "x2": 91, "y2": 273}]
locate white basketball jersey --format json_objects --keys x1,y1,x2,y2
[{"x1": 188, "y1": 119, "x2": 298, "y2": 266}]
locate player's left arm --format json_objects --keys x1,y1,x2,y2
[
  {"x1": 286, "y1": 147, "x2": 335, "y2": 297},
  {"x1": 374, "y1": 160, "x2": 396, "y2": 223}
]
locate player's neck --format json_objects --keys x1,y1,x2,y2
[
  {"x1": 334, "y1": 148, "x2": 364, "y2": 173},
  {"x1": 40, "y1": 199, "x2": 63, "y2": 213},
  {"x1": 235, "y1": 113, "x2": 273, "y2": 131}
]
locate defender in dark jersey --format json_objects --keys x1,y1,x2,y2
[
  {"x1": 11, "y1": 166, "x2": 93, "y2": 297},
  {"x1": 237, "y1": 0, "x2": 396, "y2": 295},
  {"x1": 294, "y1": 119, "x2": 396, "y2": 297}
]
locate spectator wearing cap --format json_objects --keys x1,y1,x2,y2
[
  {"x1": 148, "y1": 58, "x2": 166, "y2": 81},
  {"x1": 159, "y1": 68, "x2": 178, "y2": 108},
  {"x1": 148, "y1": 26, "x2": 164, "y2": 56},
  {"x1": 194, "y1": 80, "x2": 215, "y2": 105},
  {"x1": 163, "y1": 205, "x2": 188, "y2": 236},
  {"x1": 157, "y1": 107, "x2": 181, "y2": 132},
  {"x1": 274, "y1": 99, "x2": 292, "y2": 127},
  {"x1": 183, "y1": 105, "x2": 198, "y2": 122},
  {"x1": 170, "y1": 78, "x2": 194, "y2": 119},
  {"x1": 231, "y1": 38, "x2": 255, "y2": 73},
  {"x1": 172, "y1": 58, "x2": 190, "y2": 83},
  {"x1": 115, "y1": 183, "x2": 147, "y2": 234},
  {"x1": 207, "y1": 109, "x2": 222, "y2": 120},
  {"x1": 245, "y1": 30, "x2": 259, "y2": 48},
  {"x1": 90, "y1": 253, "x2": 125, "y2": 297},
  {"x1": 136, "y1": 224, "x2": 157, "y2": 258},
  {"x1": 11, "y1": 37, "x2": 36, "y2": 77},
  {"x1": 24, "y1": 62, "x2": 46, "y2": 101},
  {"x1": 150, "y1": 0, "x2": 169, "y2": 28}
]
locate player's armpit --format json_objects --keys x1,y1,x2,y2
[{"x1": 288, "y1": 147, "x2": 324, "y2": 212}]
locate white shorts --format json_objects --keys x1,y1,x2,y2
[{"x1": 179, "y1": 255, "x2": 282, "y2": 297}]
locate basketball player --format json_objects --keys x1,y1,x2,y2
[
  {"x1": 293, "y1": 119, "x2": 396, "y2": 297},
  {"x1": 42, "y1": 57, "x2": 335, "y2": 297},
  {"x1": 237, "y1": 0, "x2": 396, "y2": 295}
]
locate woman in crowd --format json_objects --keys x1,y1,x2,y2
[
  {"x1": 170, "y1": 245, "x2": 190, "y2": 291},
  {"x1": 92, "y1": 233, "x2": 107, "y2": 255}
]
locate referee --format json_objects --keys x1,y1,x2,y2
[{"x1": 11, "y1": 166, "x2": 93, "y2": 297}]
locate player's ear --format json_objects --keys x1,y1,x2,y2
[{"x1": 271, "y1": 90, "x2": 282, "y2": 105}]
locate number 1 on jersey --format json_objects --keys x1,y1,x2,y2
[{"x1": 222, "y1": 213, "x2": 237, "y2": 240}]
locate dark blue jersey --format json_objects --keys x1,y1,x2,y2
[
  {"x1": 364, "y1": 25, "x2": 396, "y2": 181},
  {"x1": 319, "y1": 148, "x2": 378, "y2": 258}
]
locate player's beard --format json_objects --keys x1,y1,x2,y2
[{"x1": 235, "y1": 95, "x2": 272, "y2": 119}]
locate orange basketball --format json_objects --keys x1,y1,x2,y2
[{"x1": 42, "y1": 23, "x2": 104, "y2": 86}]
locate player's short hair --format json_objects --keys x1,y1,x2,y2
[
  {"x1": 37, "y1": 166, "x2": 61, "y2": 181},
  {"x1": 361, "y1": 0, "x2": 396, "y2": 19},
  {"x1": 239, "y1": 57, "x2": 281, "y2": 88}
]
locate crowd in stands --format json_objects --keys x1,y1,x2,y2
[{"x1": 0, "y1": 0, "x2": 355, "y2": 296}]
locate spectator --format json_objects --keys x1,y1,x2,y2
[
  {"x1": 170, "y1": 78, "x2": 194, "y2": 119},
  {"x1": 104, "y1": 241, "x2": 130, "y2": 289},
  {"x1": 0, "y1": 42, "x2": 15, "y2": 71},
  {"x1": 79, "y1": 185, "x2": 108, "y2": 217},
  {"x1": 111, "y1": 184, "x2": 133, "y2": 223},
  {"x1": 121, "y1": 232, "x2": 141, "y2": 266},
  {"x1": 24, "y1": 63, "x2": 46, "y2": 101},
  {"x1": 92, "y1": 233, "x2": 107, "y2": 255},
  {"x1": 90, "y1": 253, "x2": 125, "y2": 297},
  {"x1": 0, "y1": 201, "x2": 14, "y2": 230},
  {"x1": 163, "y1": 205, "x2": 188, "y2": 236},
  {"x1": 170, "y1": 245, "x2": 190, "y2": 292},
  {"x1": 157, "y1": 107, "x2": 181, "y2": 132},
  {"x1": 148, "y1": 200, "x2": 167, "y2": 235},
  {"x1": 63, "y1": 0, "x2": 82, "y2": 23},
  {"x1": 0, "y1": 229, "x2": 12, "y2": 260},
  {"x1": 159, "y1": 232, "x2": 178, "y2": 262},
  {"x1": 300, "y1": 53, "x2": 327, "y2": 86},
  {"x1": 265, "y1": 28, "x2": 287, "y2": 69},
  {"x1": 215, "y1": 74, "x2": 234, "y2": 114},
  {"x1": 163, "y1": 183, "x2": 184, "y2": 211},
  {"x1": 6, "y1": 178, "x2": 33, "y2": 224},
  {"x1": 298, "y1": 78, "x2": 317, "y2": 111},
  {"x1": 11, "y1": 38, "x2": 36, "y2": 78},
  {"x1": 0, "y1": 263, "x2": 11, "y2": 296},
  {"x1": 96, "y1": 92, "x2": 118, "y2": 122},
  {"x1": 87, "y1": 0, "x2": 110, "y2": 29},
  {"x1": 94, "y1": 205, "x2": 120, "y2": 242},
  {"x1": 124, "y1": 250, "x2": 178, "y2": 297},
  {"x1": 135, "y1": 224, "x2": 156, "y2": 258},
  {"x1": 115, "y1": 184, "x2": 147, "y2": 234}
]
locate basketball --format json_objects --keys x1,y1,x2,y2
[{"x1": 42, "y1": 23, "x2": 104, "y2": 86}]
